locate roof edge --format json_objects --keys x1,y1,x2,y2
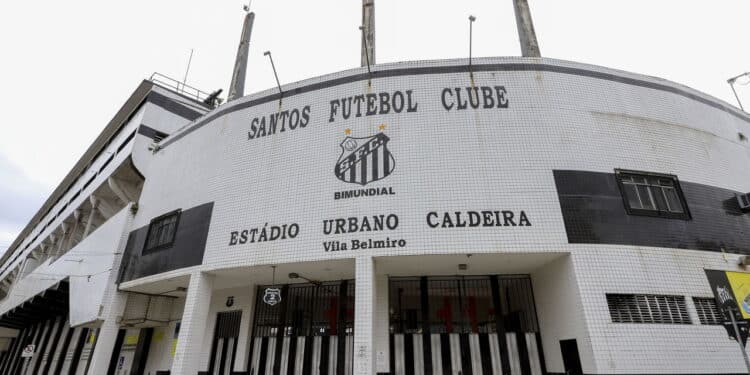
[{"x1": 1, "y1": 80, "x2": 155, "y2": 266}]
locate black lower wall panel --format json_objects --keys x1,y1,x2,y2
[
  {"x1": 118, "y1": 202, "x2": 213, "y2": 282},
  {"x1": 553, "y1": 170, "x2": 750, "y2": 254}
]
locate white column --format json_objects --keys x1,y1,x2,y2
[
  {"x1": 233, "y1": 285, "x2": 256, "y2": 372},
  {"x1": 83, "y1": 197, "x2": 100, "y2": 238},
  {"x1": 171, "y1": 271, "x2": 214, "y2": 375},
  {"x1": 85, "y1": 292, "x2": 127, "y2": 374},
  {"x1": 373, "y1": 273, "x2": 389, "y2": 373},
  {"x1": 353, "y1": 256, "x2": 376, "y2": 375}
]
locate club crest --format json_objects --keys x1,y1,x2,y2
[
  {"x1": 334, "y1": 132, "x2": 395, "y2": 186},
  {"x1": 263, "y1": 288, "x2": 281, "y2": 306}
]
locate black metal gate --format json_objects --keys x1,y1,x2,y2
[
  {"x1": 248, "y1": 281, "x2": 354, "y2": 375},
  {"x1": 208, "y1": 310, "x2": 243, "y2": 375},
  {"x1": 389, "y1": 276, "x2": 545, "y2": 375}
]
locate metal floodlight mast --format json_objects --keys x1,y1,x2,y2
[
  {"x1": 228, "y1": 4, "x2": 256, "y2": 102},
  {"x1": 361, "y1": 0, "x2": 375, "y2": 68},
  {"x1": 728, "y1": 72, "x2": 749, "y2": 111},
  {"x1": 512, "y1": 0, "x2": 541, "y2": 58}
]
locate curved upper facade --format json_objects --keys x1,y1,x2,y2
[{"x1": 122, "y1": 56, "x2": 750, "y2": 282}]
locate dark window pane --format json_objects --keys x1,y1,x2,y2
[
  {"x1": 144, "y1": 211, "x2": 179, "y2": 252},
  {"x1": 636, "y1": 185, "x2": 655, "y2": 210},
  {"x1": 663, "y1": 187, "x2": 684, "y2": 213},
  {"x1": 622, "y1": 183, "x2": 641, "y2": 209}
]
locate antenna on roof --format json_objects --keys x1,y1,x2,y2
[{"x1": 182, "y1": 49, "x2": 194, "y2": 94}]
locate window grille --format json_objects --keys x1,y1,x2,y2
[
  {"x1": 615, "y1": 170, "x2": 690, "y2": 220},
  {"x1": 693, "y1": 297, "x2": 723, "y2": 325},
  {"x1": 144, "y1": 210, "x2": 180, "y2": 253},
  {"x1": 606, "y1": 294, "x2": 691, "y2": 324}
]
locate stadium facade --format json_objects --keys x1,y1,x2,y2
[{"x1": 1, "y1": 52, "x2": 750, "y2": 375}]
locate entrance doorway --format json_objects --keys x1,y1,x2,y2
[
  {"x1": 208, "y1": 310, "x2": 243, "y2": 375},
  {"x1": 560, "y1": 339, "x2": 582, "y2": 375},
  {"x1": 389, "y1": 275, "x2": 544, "y2": 375},
  {"x1": 248, "y1": 281, "x2": 354, "y2": 375}
]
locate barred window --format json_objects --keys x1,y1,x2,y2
[
  {"x1": 693, "y1": 297, "x2": 723, "y2": 325},
  {"x1": 606, "y1": 294, "x2": 691, "y2": 324},
  {"x1": 615, "y1": 170, "x2": 690, "y2": 220},
  {"x1": 144, "y1": 210, "x2": 180, "y2": 253}
]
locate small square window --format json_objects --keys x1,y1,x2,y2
[
  {"x1": 615, "y1": 170, "x2": 691, "y2": 220},
  {"x1": 143, "y1": 209, "x2": 181, "y2": 253}
]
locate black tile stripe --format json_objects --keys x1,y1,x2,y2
[
  {"x1": 30, "y1": 320, "x2": 48, "y2": 367},
  {"x1": 146, "y1": 91, "x2": 204, "y2": 121},
  {"x1": 160, "y1": 62, "x2": 750, "y2": 150},
  {"x1": 372, "y1": 148, "x2": 379, "y2": 182},
  {"x1": 230, "y1": 338, "x2": 239, "y2": 375},
  {"x1": 137, "y1": 125, "x2": 169, "y2": 142},
  {"x1": 68, "y1": 327, "x2": 89, "y2": 375},
  {"x1": 81, "y1": 327, "x2": 100, "y2": 375},
  {"x1": 218, "y1": 338, "x2": 229, "y2": 375},
  {"x1": 459, "y1": 334, "x2": 473, "y2": 375},
  {"x1": 388, "y1": 334, "x2": 395, "y2": 375},
  {"x1": 360, "y1": 155, "x2": 368, "y2": 186},
  {"x1": 336, "y1": 282, "x2": 348, "y2": 375},
  {"x1": 478, "y1": 333, "x2": 493, "y2": 375},
  {"x1": 516, "y1": 333, "x2": 531, "y2": 375},
  {"x1": 439, "y1": 333, "x2": 452, "y2": 375},
  {"x1": 5, "y1": 334, "x2": 20, "y2": 373},
  {"x1": 132, "y1": 328, "x2": 153, "y2": 375},
  {"x1": 490, "y1": 276, "x2": 511, "y2": 375},
  {"x1": 286, "y1": 337, "x2": 298, "y2": 375},
  {"x1": 53, "y1": 326, "x2": 75, "y2": 375},
  {"x1": 105, "y1": 329, "x2": 126, "y2": 375},
  {"x1": 403, "y1": 334, "x2": 414, "y2": 375},
  {"x1": 419, "y1": 277, "x2": 432, "y2": 375},
  {"x1": 208, "y1": 333, "x2": 221, "y2": 374},
  {"x1": 12, "y1": 323, "x2": 37, "y2": 374},
  {"x1": 535, "y1": 332, "x2": 547, "y2": 375},
  {"x1": 41, "y1": 317, "x2": 67, "y2": 375},
  {"x1": 302, "y1": 336, "x2": 314, "y2": 375},
  {"x1": 319, "y1": 336, "x2": 330, "y2": 375},
  {"x1": 0, "y1": 341, "x2": 11, "y2": 372},
  {"x1": 257, "y1": 337, "x2": 269, "y2": 375},
  {"x1": 0, "y1": 332, "x2": 19, "y2": 374}
]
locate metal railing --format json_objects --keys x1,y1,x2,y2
[{"x1": 149, "y1": 72, "x2": 211, "y2": 102}]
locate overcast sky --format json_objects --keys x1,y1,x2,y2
[{"x1": 1, "y1": 0, "x2": 749, "y2": 250}]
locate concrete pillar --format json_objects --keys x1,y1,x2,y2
[
  {"x1": 64, "y1": 210, "x2": 82, "y2": 252},
  {"x1": 353, "y1": 256, "x2": 375, "y2": 375},
  {"x1": 171, "y1": 272, "x2": 214, "y2": 375},
  {"x1": 83, "y1": 197, "x2": 100, "y2": 238},
  {"x1": 108, "y1": 177, "x2": 133, "y2": 204},
  {"x1": 233, "y1": 285, "x2": 256, "y2": 372},
  {"x1": 373, "y1": 273, "x2": 389, "y2": 373},
  {"x1": 85, "y1": 292, "x2": 127, "y2": 375},
  {"x1": 55, "y1": 224, "x2": 69, "y2": 259}
]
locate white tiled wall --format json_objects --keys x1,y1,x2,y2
[{"x1": 129, "y1": 57, "x2": 750, "y2": 374}]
